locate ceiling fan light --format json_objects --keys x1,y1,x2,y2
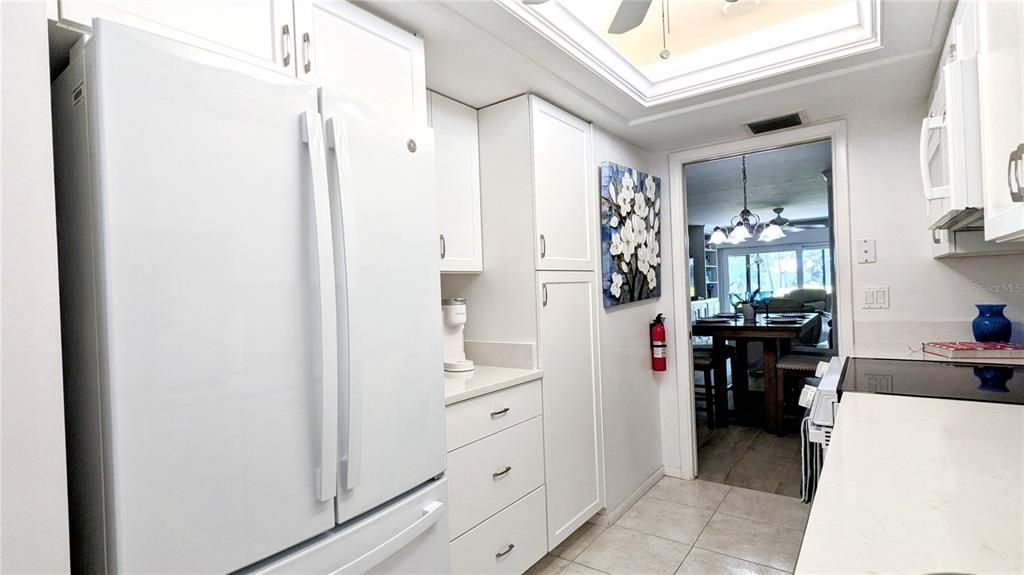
[
  {"x1": 728, "y1": 224, "x2": 751, "y2": 242},
  {"x1": 758, "y1": 223, "x2": 786, "y2": 242},
  {"x1": 708, "y1": 227, "x2": 729, "y2": 245}
]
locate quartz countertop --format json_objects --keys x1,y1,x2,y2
[
  {"x1": 796, "y1": 392, "x2": 1024, "y2": 574},
  {"x1": 443, "y1": 365, "x2": 543, "y2": 406},
  {"x1": 854, "y1": 342, "x2": 1024, "y2": 365}
]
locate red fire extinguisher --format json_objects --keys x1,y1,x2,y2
[{"x1": 650, "y1": 314, "x2": 667, "y2": 372}]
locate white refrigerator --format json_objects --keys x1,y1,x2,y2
[{"x1": 52, "y1": 20, "x2": 448, "y2": 574}]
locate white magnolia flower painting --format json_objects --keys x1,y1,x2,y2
[{"x1": 600, "y1": 161, "x2": 662, "y2": 307}]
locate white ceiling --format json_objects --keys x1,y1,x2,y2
[
  {"x1": 684, "y1": 139, "x2": 832, "y2": 227},
  {"x1": 356, "y1": 0, "x2": 954, "y2": 153}
]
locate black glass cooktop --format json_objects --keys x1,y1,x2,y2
[{"x1": 840, "y1": 357, "x2": 1024, "y2": 405}]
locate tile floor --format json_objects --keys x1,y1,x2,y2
[
  {"x1": 696, "y1": 426, "x2": 802, "y2": 498},
  {"x1": 526, "y1": 477, "x2": 809, "y2": 575}
]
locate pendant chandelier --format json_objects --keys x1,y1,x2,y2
[{"x1": 708, "y1": 155, "x2": 785, "y2": 245}]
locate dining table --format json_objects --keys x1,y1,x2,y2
[{"x1": 691, "y1": 312, "x2": 819, "y2": 434}]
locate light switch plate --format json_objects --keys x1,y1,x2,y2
[
  {"x1": 857, "y1": 239, "x2": 877, "y2": 263},
  {"x1": 862, "y1": 286, "x2": 890, "y2": 309}
]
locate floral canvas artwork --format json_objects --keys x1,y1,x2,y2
[{"x1": 600, "y1": 161, "x2": 662, "y2": 307}]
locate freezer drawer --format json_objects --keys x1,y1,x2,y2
[
  {"x1": 449, "y1": 487, "x2": 548, "y2": 575},
  {"x1": 247, "y1": 478, "x2": 450, "y2": 575}
]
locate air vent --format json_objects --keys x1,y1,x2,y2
[{"x1": 746, "y1": 112, "x2": 803, "y2": 135}]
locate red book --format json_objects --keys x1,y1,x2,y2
[{"x1": 923, "y1": 341, "x2": 1024, "y2": 359}]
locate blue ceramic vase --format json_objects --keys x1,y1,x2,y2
[{"x1": 972, "y1": 304, "x2": 1012, "y2": 342}]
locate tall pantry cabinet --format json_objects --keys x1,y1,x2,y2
[{"x1": 474, "y1": 95, "x2": 604, "y2": 550}]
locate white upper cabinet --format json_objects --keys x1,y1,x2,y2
[
  {"x1": 58, "y1": 1, "x2": 295, "y2": 74},
  {"x1": 536, "y1": 271, "x2": 603, "y2": 549},
  {"x1": 531, "y1": 97, "x2": 596, "y2": 271},
  {"x1": 978, "y1": 0, "x2": 1024, "y2": 242},
  {"x1": 430, "y1": 92, "x2": 483, "y2": 273},
  {"x1": 294, "y1": 0, "x2": 427, "y2": 123}
]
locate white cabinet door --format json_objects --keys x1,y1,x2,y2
[
  {"x1": 531, "y1": 97, "x2": 596, "y2": 271},
  {"x1": 59, "y1": 0, "x2": 294, "y2": 75},
  {"x1": 536, "y1": 271, "x2": 603, "y2": 549},
  {"x1": 294, "y1": 0, "x2": 427, "y2": 123},
  {"x1": 431, "y1": 92, "x2": 483, "y2": 273},
  {"x1": 979, "y1": 0, "x2": 1024, "y2": 241}
]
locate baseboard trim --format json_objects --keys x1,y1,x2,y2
[
  {"x1": 588, "y1": 466, "x2": 665, "y2": 527},
  {"x1": 663, "y1": 466, "x2": 683, "y2": 478}
]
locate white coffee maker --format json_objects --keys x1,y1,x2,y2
[{"x1": 442, "y1": 298, "x2": 474, "y2": 372}]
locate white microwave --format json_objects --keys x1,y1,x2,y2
[
  {"x1": 920, "y1": 3, "x2": 984, "y2": 231},
  {"x1": 921, "y1": 55, "x2": 984, "y2": 230}
]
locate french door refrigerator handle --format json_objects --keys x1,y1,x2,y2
[
  {"x1": 325, "y1": 116, "x2": 361, "y2": 491},
  {"x1": 301, "y1": 111, "x2": 340, "y2": 503}
]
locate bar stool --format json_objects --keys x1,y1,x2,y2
[
  {"x1": 773, "y1": 353, "x2": 831, "y2": 433},
  {"x1": 693, "y1": 344, "x2": 735, "y2": 428},
  {"x1": 693, "y1": 351, "x2": 717, "y2": 427}
]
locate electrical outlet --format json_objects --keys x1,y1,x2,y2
[
  {"x1": 866, "y1": 374, "x2": 894, "y2": 392},
  {"x1": 862, "y1": 286, "x2": 890, "y2": 309},
  {"x1": 857, "y1": 239, "x2": 877, "y2": 263}
]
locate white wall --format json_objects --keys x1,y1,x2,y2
[
  {"x1": 844, "y1": 102, "x2": 1024, "y2": 351},
  {"x1": 590, "y1": 128, "x2": 675, "y2": 517},
  {"x1": 1, "y1": 2, "x2": 72, "y2": 572}
]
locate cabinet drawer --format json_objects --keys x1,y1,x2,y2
[
  {"x1": 446, "y1": 380, "x2": 541, "y2": 451},
  {"x1": 450, "y1": 487, "x2": 547, "y2": 575},
  {"x1": 447, "y1": 417, "x2": 544, "y2": 539}
]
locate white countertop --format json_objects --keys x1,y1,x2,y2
[
  {"x1": 797, "y1": 392, "x2": 1024, "y2": 574},
  {"x1": 443, "y1": 365, "x2": 543, "y2": 406},
  {"x1": 855, "y1": 342, "x2": 1024, "y2": 365}
]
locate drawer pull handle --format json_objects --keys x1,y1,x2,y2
[
  {"x1": 490, "y1": 407, "x2": 510, "y2": 418},
  {"x1": 492, "y1": 465, "x2": 512, "y2": 479},
  {"x1": 496, "y1": 543, "x2": 515, "y2": 558}
]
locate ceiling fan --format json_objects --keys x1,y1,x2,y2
[
  {"x1": 522, "y1": 0, "x2": 757, "y2": 34},
  {"x1": 521, "y1": 0, "x2": 653, "y2": 34},
  {"x1": 766, "y1": 207, "x2": 829, "y2": 233}
]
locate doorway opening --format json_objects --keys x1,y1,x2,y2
[{"x1": 667, "y1": 122, "x2": 852, "y2": 496}]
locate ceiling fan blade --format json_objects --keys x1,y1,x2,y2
[{"x1": 607, "y1": 0, "x2": 652, "y2": 34}]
